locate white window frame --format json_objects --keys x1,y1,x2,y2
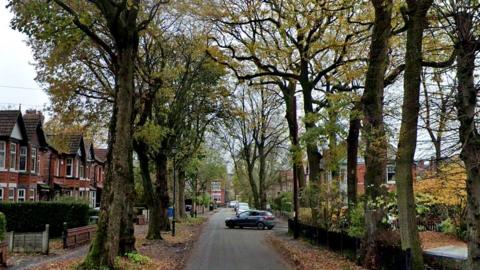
[
  {"x1": 29, "y1": 188, "x2": 35, "y2": 201},
  {"x1": 19, "y1": 146, "x2": 27, "y2": 172},
  {"x1": 9, "y1": 143, "x2": 16, "y2": 171},
  {"x1": 386, "y1": 165, "x2": 396, "y2": 184},
  {"x1": 0, "y1": 141, "x2": 5, "y2": 169},
  {"x1": 8, "y1": 188, "x2": 15, "y2": 201},
  {"x1": 0, "y1": 188, "x2": 4, "y2": 201},
  {"x1": 80, "y1": 164, "x2": 84, "y2": 179},
  {"x1": 17, "y1": 189, "x2": 25, "y2": 202},
  {"x1": 75, "y1": 159, "x2": 79, "y2": 178},
  {"x1": 31, "y1": 148, "x2": 37, "y2": 173},
  {"x1": 55, "y1": 159, "x2": 60, "y2": 176},
  {"x1": 66, "y1": 158, "x2": 73, "y2": 177}
]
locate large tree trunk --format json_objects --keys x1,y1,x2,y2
[
  {"x1": 258, "y1": 143, "x2": 267, "y2": 210},
  {"x1": 134, "y1": 141, "x2": 162, "y2": 239},
  {"x1": 177, "y1": 169, "x2": 187, "y2": 219},
  {"x1": 246, "y1": 163, "x2": 261, "y2": 209},
  {"x1": 454, "y1": 12, "x2": 480, "y2": 269},
  {"x1": 328, "y1": 108, "x2": 339, "y2": 179},
  {"x1": 395, "y1": 1, "x2": 432, "y2": 269},
  {"x1": 302, "y1": 85, "x2": 323, "y2": 224},
  {"x1": 360, "y1": 0, "x2": 392, "y2": 267},
  {"x1": 347, "y1": 102, "x2": 360, "y2": 210},
  {"x1": 84, "y1": 47, "x2": 137, "y2": 268},
  {"x1": 156, "y1": 152, "x2": 171, "y2": 231},
  {"x1": 302, "y1": 86, "x2": 323, "y2": 185},
  {"x1": 281, "y1": 81, "x2": 306, "y2": 189}
]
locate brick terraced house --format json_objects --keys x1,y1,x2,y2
[{"x1": 0, "y1": 110, "x2": 106, "y2": 207}]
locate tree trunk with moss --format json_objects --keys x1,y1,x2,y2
[
  {"x1": 134, "y1": 141, "x2": 163, "y2": 239},
  {"x1": 281, "y1": 81, "x2": 306, "y2": 189},
  {"x1": 453, "y1": 11, "x2": 480, "y2": 270},
  {"x1": 347, "y1": 102, "x2": 360, "y2": 210},
  {"x1": 83, "y1": 39, "x2": 137, "y2": 270},
  {"x1": 177, "y1": 169, "x2": 187, "y2": 219},
  {"x1": 156, "y1": 152, "x2": 171, "y2": 231},
  {"x1": 360, "y1": 0, "x2": 392, "y2": 267},
  {"x1": 395, "y1": 1, "x2": 432, "y2": 269}
]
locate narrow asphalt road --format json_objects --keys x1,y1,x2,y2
[{"x1": 185, "y1": 208, "x2": 290, "y2": 270}]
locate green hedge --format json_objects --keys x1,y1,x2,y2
[
  {"x1": 0, "y1": 202, "x2": 90, "y2": 237},
  {"x1": 0, "y1": 212, "x2": 6, "y2": 241}
]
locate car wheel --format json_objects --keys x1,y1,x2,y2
[
  {"x1": 257, "y1": 222, "x2": 265, "y2": 230},
  {"x1": 267, "y1": 226, "x2": 273, "y2": 230},
  {"x1": 239, "y1": 226, "x2": 243, "y2": 229}
]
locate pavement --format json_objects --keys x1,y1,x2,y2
[
  {"x1": 9, "y1": 245, "x2": 88, "y2": 270},
  {"x1": 184, "y1": 208, "x2": 290, "y2": 270},
  {"x1": 424, "y1": 245, "x2": 468, "y2": 260}
]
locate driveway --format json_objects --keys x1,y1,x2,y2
[{"x1": 184, "y1": 208, "x2": 290, "y2": 270}]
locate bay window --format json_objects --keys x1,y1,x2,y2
[
  {"x1": 31, "y1": 148, "x2": 37, "y2": 173},
  {"x1": 9, "y1": 143, "x2": 16, "y2": 170},
  {"x1": 19, "y1": 146, "x2": 27, "y2": 172},
  {"x1": 0, "y1": 142, "x2": 5, "y2": 169},
  {"x1": 66, "y1": 158, "x2": 73, "y2": 177}
]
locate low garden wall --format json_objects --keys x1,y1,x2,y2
[
  {"x1": 63, "y1": 223, "x2": 96, "y2": 249},
  {"x1": 7, "y1": 224, "x2": 49, "y2": 254}
]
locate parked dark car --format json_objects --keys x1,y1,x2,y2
[{"x1": 225, "y1": 210, "x2": 275, "y2": 230}]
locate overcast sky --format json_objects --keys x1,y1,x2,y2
[{"x1": 0, "y1": 3, "x2": 50, "y2": 112}]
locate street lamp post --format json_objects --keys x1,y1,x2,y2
[{"x1": 172, "y1": 149, "x2": 177, "y2": 237}]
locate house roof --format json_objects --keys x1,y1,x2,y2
[
  {"x1": 22, "y1": 112, "x2": 48, "y2": 147},
  {"x1": 47, "y1": 134, "x2": 84, "y2": 155},
  {"x1": 23, "y1": 113, "x2": 42, "y2": 139},
  {"x1": 0, "y1": 110, "x2": 22, "y2": 137},
  {"x1": 94, "y1": 148, "x2": 108, "y2": 163}
]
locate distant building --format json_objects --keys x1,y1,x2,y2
[
  {"x1": 267, "y1": 170, "x2": 293, "y2": 199},
  {"x1": 209, "y1": 180, "x2": 225, "y2": 204}
]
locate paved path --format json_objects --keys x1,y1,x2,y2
[
  {"x1": 185, "y1": 208, "x2": 290, "y2": 270},
  {"x1": 424, "y1": 245, "x2": 467, "y2": 260},
  {"x1": 9, "y1": 245, "x2": 88, "y2": 270}
]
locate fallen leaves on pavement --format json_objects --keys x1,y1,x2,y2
[{"x1": 267, "y1": 232, "x2": 365, "y2": 270}]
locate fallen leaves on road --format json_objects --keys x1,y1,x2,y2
[
  {"x1": 267, "y1": 232, "x2": 365, "y2": 270},
  {"x1": 420, "y1": 231, "x2": 466, "y2": 250}
]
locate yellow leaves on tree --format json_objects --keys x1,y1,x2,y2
[{"x1": 414, "y1": 160, "x2": 466, "y2": 206}]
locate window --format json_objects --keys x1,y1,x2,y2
[
  {"x1": 66, "y1": 158, "x2": 73, "y2": 177},
  {"x1": 31, "y1": 148, "x2": 37, "y2": 173},
  {"x1": 55, "y1": 159, "x2": 60, "y2": 176},
  {"x1": 239, "y1": 211, "x2": 250, "y2": 218},
  {"x1": 8, "y1": 188, "x2": 14, "y2": 201},
  {"x1": 19, "y1": 146, "x2": 27, "y2": 172},
  {"x1": 80, "y1": 191, "x2": 85, "y2": 197},
  {"x1": 79, "y1": 164, "x2": 85, "y2": 179},
  {"x1": 10, "y1": 143, "x2": 16, "y2": 170},
  {"x1": 0, "y1": 188, "x2": 3, "y2": 201},
  {"x1": 65, "y1": 190, "x2": 72, "y2": 197},
  {"x1": 29, "y1": 189, "x2": 35, "y2": 201},
  {"x1": 17, "y1": 189, "x2": 25, "y2": 202},
  {"x1": 0, "y1": 142, "x2": 5, "y2": 169},
  {"x1": 387, "y1": 165, "x2": 396, "y2": 183},
  {"x1": 75, "y1": 160, "x2": 79, "y2": 178}
]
